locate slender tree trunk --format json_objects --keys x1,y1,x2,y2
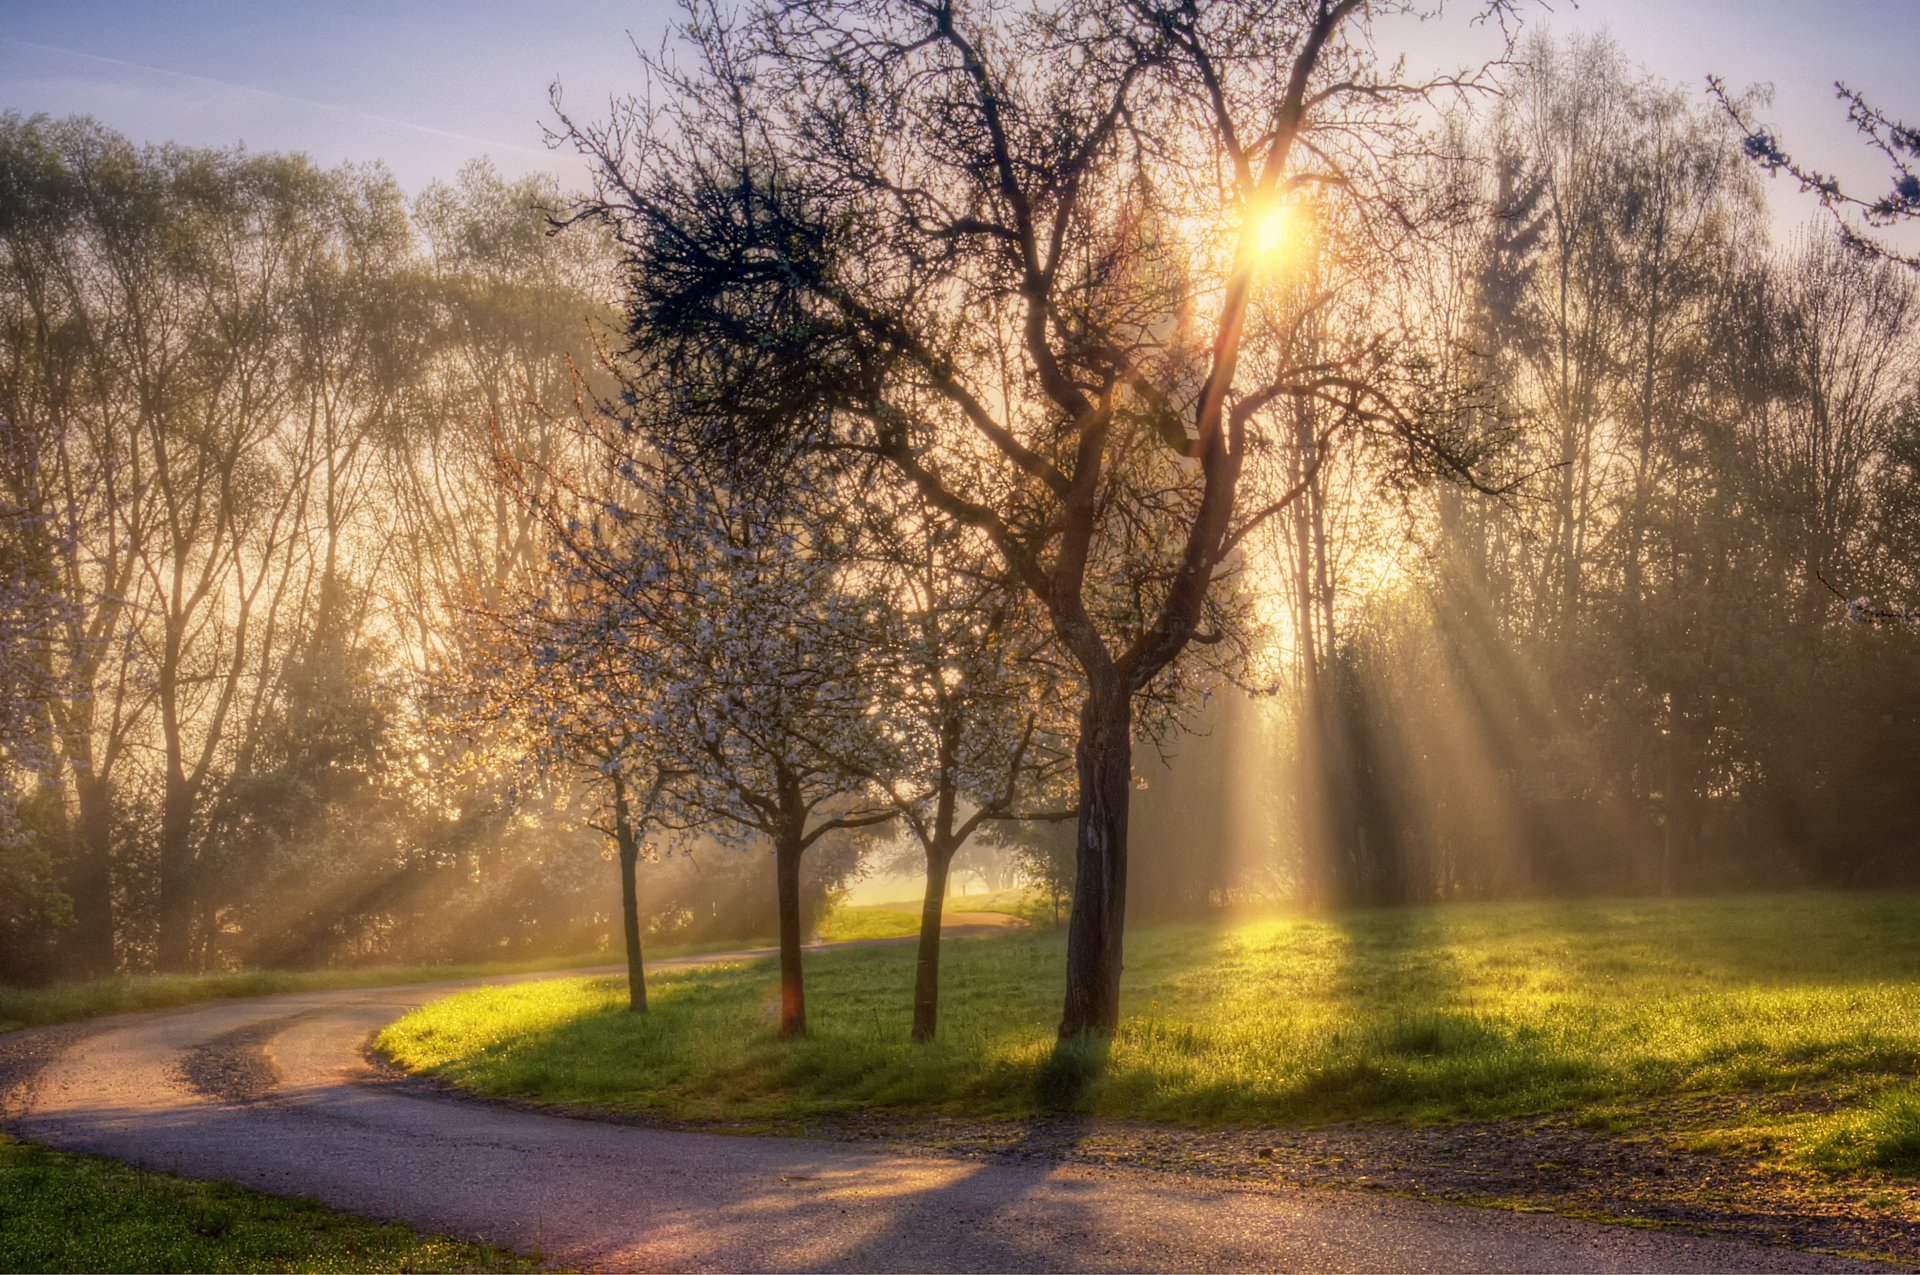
[
  {"x1": 1058, "y1": 679, "x2": 1132, "y2": 1038},
  {"x1": 1662, "y1": 690, "x2": 1697, "y2": 896},
  {"x1": 66, "y1": 772, "x2": 116, "y2": 977},
  {"x1": 156, "y1": 772, "x2": 196, "y2": 973},
  {"x1": 912, "y1": 846, "x2": 955, "y2": 1044},
  {"x1": 774, "y1": 836, "x2": 806, "y2": 1039},
  {"x1": 613, "y1": 777, "x2": 647, "y2": 1015}
]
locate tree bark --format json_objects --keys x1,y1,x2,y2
[
  {"x1": 65, "y1": 772, "x2": 116, "y2": 977},
  {"x1": 1058, "y1": 679, "x2": 1132, "y2": 1038},
  {"x1": 775, "y1": 838, "x2": 807, "y2": 1039},
  {"x1": 613, "y1": 777, "x2": 647, "y2": 1015},
  {"x1": 1662, "y1": 690, "x2": 1698, "y2": 896},
  {"x1": 912, "y1": 846, "x2": 955, "y2": 1044},
  {"x1": 155, "y1": 770, "x2": 196, "y2": 973}
]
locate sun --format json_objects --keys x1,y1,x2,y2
[
  {"x1": 1242, "y1": 195, "x2": 1309, "y2": 272},
  {"x1": 1253, "y1": 201, "x2": 1292, "y2": 257}
]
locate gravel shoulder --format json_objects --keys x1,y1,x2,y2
[
  {"x1": 0, "y1": 1021, "x2": 98, "y2": 1121},
  {"x1": 820, "y1": 1104, "x2": 1920, "y2": 1265}
]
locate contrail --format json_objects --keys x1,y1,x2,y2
[{"x1": 2, "y1": 37, "x2": 553, "y2": 158}]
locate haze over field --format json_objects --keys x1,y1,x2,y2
[
  {"x1": 8, "y1": 4, "x2": 1920, "y2": 1269},
  {"x1": 0, "y1": 0, "x2": 1916, "y2": 1025}
]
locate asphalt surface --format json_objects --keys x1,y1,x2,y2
[{"x1": 0, "y1": 944, "x2": 1891, "y2": 1273}]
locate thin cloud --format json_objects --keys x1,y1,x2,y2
[{"x1": 2, "y1": 37, "x2": 551, "y2": 159}]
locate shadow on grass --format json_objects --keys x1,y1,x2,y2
[
  {"x1": 1282, "y1": 905, "x2": 1603, "y2": 1124},
  {"x1": 1034, "y1": 1034, "x2": 1110, "y2": 1114}
]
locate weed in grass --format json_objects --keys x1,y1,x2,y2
[
  {"x1": 1571, "y1": 1106, "x2": 1642, "y2": 1134},
  {"x1": 1807, "y1": 1090, "x2": 1920, "y2": 1176}
]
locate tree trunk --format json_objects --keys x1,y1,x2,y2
[
  {"x1": 65, "y1": 772, "x2": 116, "y2": 977},
  {"x1": 912, "y1": 846, "x2": 955, "y2": 1044},
  {"x1": 613, "y1": 778, "x2": 647, "y2": 1015},
  {"x1": 1058, "y1": 680, "x2": 1131, "y2": 1038},
  {"x1": 775, "y1": 838, "x2": 806, "y2": 1039},
  {"x1": 1662, "y1": 691, "x2": 1697, "y2": 896},
  {"x1": 155, "y1": 771, "x2": 196, "y2": 973}
]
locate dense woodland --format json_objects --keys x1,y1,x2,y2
[{"x1": 1, "y1": 28, "x2": 1917, "y2": 991}]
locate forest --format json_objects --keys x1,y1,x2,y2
[{"x1": 1, "y1": 28, "x2": 1916, "y2": 1006}]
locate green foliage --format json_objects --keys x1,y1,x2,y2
[
  {"x1": 0, "y1": 1136, "x2": 531, "y2": 1273},
  {"x1": 380, "y1": 892, "x2": 1920, "y2": 1131}
]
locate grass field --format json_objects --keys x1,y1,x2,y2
[
  {"x1": 377, "y1": 892, "x2": 1920, "y2": 1177},
  {"x1": 813, "y1": 889, "x2": 1054, "y2": 943},
  {"x1": 0, "y1": 895, "x2": 1056, "y2": 1035},
  {"x1": 0, "y1": 1135, "x2": 532, "y2": 1273},
  {"x1": 0, "y1": 951, "x2": 623, "y2": 1035}
]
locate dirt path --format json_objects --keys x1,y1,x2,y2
[{"x1": 0, "y1": 955, "x2": 1892, "y2": 1273}]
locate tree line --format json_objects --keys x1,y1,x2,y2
[
  {"x1": 0, "y1": 117, "x2": 675, "y2": 982},
  {"x1": 1133, "y1": 35, "x2": 1920, "y2": 912}
]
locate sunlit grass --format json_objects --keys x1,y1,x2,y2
[
  {"x1": 813, "y1": 902, "x2": 924, "y2": 943},
  {"x1": 813, "y1": 888, "x2": 1053, "y2": 943},
  {"x1": 1805, "y1": 1090, "x2": 1920, "y2": 1176},
  {"x1": 0, "y1": 1135, "x2": 532, "y2": 1273},
  {"x1": 0, "y1": 951, "x2": 623, "y2": 1034},
  {"x1": 378, "y1": 892, "x2": 1920, "y2": 1162}
]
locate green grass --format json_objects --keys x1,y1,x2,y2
[
  {"x1": 814, "y1": 902, "x2": 925, "y2": 943},
  {"x1": 814, "y1": 889, "x2": 1054, "y2": 943},
  {"x1": 0, "y1": 950, "x2": 623, "y2": 1034},
  {"x1": 1805, "y1": 1089, "x2": 1920, "y2": 1176},
  {"x1": 0, "y1": 1135, "x2": 533, "y2": 1273},
  {"x1": 377, "y1": 892, "x2": 1920, "y2": 1170},
  {"x1": 0, "y1": 930, "x2": 846, "y2": 1034}
]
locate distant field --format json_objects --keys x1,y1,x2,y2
[
  {"x1": 0, "y1": 1135, "x2": 531, "y2": 1273},
  {"x1": 813, "y1": 888, "x2": 1053, "y2": 942},
  {"x1": 0, "y1": 947, "x2": 649, "y2": 1035},
  {"x1": 378, "y1": 892, "x2": 1920, "y2": 1179},
  {"x1": 0, "y1": 899, "x2": 1053, "y2": 1034}
]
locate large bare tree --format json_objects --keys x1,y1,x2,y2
[{"x1": 561, "y1": 0, "x2": 1510, "y2": 1034}]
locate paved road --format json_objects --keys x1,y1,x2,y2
[{"x1": 0, "y1": 950, "x2": 1887, "y2": 1273}]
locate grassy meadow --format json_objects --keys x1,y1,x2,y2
[
  {"x1": 0, "y1": 894, "x2": 1050, "y2": 1035},
  {"x1": 378, "y1": 892, "x2": 1920, "y2": 1176},
  {"x1": 0, "y1": 1136, "x2": 532, "y2": 1273},
  {"x1": 0, "y1": 951, "x2": 628, "y2": 1035},
  {"x1": 812, "y1": 889, "x2": 1053, "y2": 943}
]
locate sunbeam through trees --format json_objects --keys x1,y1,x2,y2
[{"x1": 2, "y1": 11, "x2": 1918, "y2": 1053}]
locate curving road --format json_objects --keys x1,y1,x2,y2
[{"x1": 0, "y1": 949, "x2": 1886, "y2": 1273}]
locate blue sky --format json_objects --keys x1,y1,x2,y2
[{"x1": 1, "y1": 0, "x2": 1913, "y2": 220}]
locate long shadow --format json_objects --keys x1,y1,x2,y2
[
  {"x1": 1528, "y1": 888, "x2": 1920, "y2": 989},
  {"x1": 1282, "y1": 904, "x2": 1600, "y2": 1125}
]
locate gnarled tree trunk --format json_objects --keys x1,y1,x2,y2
[{"x1": 1058, "y1": 679, "x2": 1131, "y2": 1038}]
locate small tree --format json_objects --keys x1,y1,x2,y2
[
  {"x1": 466, "y1": 569, "x2": 673, "y2": 1014},
  {"x1": 569, "y1": 453, "x2": 896, "y2": 1038},
  {"x1": 843, "y1": 483, "x2": 1074, "y2": 1041}
]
